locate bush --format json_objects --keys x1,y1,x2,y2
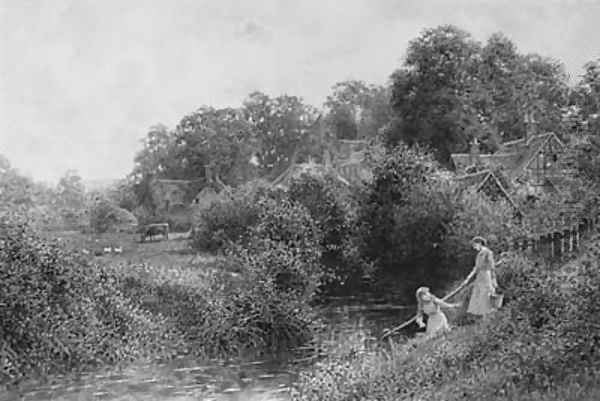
[
  {"x1": 287, "y1": 174, "x2": 358, "y2": 288},
  {"x1": 189, "y1": 190, "x2": 261, "y2": 252},
  {"x1": 88, "y1": 198, "x2": 138, "y2": 234},
  {"x1": 353, "y1": 144, "x2": 455, "y2": 300},
  {"x1": 239, "y1": 197, "x2": 324, "y2": 297},
  {"x1": 0, "y1": 214, "x2": 182, "y2": 383}
]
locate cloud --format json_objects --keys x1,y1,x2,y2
[{"x1": 0, "y1": 0, "x2": 598, "y2": 183}]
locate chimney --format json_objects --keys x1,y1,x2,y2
[{"x1": 469, "y1": 137, "x2": 480, "y2": 166}]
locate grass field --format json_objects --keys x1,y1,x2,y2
[{"x1": 39, "y1": 229, "x2": 225, "y2": 272}]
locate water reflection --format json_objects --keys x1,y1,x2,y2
[{"x1": 6, "y1": 299, "x2": 412, "y2": 401}]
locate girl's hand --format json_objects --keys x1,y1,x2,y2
[
  {"x1": 416, "y1": 317, "x2": 426, "y2": 328},
  {"x1": 453, "y1": 302, "x2": 461, "y2": 308}
]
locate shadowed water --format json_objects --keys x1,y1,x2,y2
[{"x1": 5, "y1": 299, "x2": 412, "y2": 401}]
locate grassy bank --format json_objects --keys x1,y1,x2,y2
[{"x1": 290, "y1": 236, "x2": 600, "y2": 401}]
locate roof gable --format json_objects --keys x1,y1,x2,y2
[
  {"x1": 513, "y1": 132, "x2": 565, "y2": 179},
  {"x1": 455, "y1": 169, "x2": 519, "y2": 211}
]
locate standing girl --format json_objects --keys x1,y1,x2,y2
[{"x1": 466, "y1": 236, "x2": 499, "y2": 317}]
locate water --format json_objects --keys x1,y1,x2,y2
[{"x1": 4, "y1": 299, "x2": 412, "y2": 401}]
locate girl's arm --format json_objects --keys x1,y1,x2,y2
[
  {"x1": 465, "y1": 264, "x2": 477, "y2": 284},
  {"x1": 432, "y1": 295, "x2": 460, "y2": 309}
]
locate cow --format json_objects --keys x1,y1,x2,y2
[{"x1": 140, "y1": 223, "x2": 169, "y2": 242}]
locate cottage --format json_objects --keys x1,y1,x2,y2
[{"x1": 451, "y1": 131, "x2": 567, "y2": 193}]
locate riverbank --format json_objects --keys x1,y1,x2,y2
[{"x1": 290, "y1": 236, "x2": 600, "y2": 401}]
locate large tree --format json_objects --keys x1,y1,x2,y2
[
  {"x1": 387, "y1": 26, "x2": 570, "y2": 165},
  {"x1": 243, "y1": 92, "x2": 319, "y2": 174},
  {"x1": 323, "y1": 80, "x2": 392, "y2": 140},
  {"x1": 174, "y1": 106, "x2": 254, "y2": 184},
  {"x1": 388, "y1": 25, "x2": 483, "y2": 165}
]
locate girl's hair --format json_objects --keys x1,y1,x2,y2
[
  {"x1": 471, "y1": 236, "x2": 487, "y2": 246},
  {"x1": 416, "y1": 286, "x2": 429, "y2": 312}
]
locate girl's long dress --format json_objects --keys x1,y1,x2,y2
[
  {"x1": 467, "y1": 247, "x2": 496, "y2": 315},
  {"x1": 422, "y1": 300, "x2": 450, "y2": 337}
]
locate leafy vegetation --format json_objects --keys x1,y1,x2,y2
[
  {"x1": 290, "y1": 238, "x2": 600, "y2": 401},
  {"x1": 0, "y1": 214, "x2": 183, "y2": 383}
]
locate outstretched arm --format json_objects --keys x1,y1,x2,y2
[{"x1": 433, "y1": 295, "x2": 460, "y2": 309}]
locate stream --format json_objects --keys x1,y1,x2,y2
[{"x1": 5, "y1": 298, "x2": 413, "y2": 401}]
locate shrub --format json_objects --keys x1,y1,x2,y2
[
  {"x1": 0, "y1": 214, "x2": 182, "y2": 383},
  {"x1": 88, "y1": 198, "x2": 138, "y2": 234},
  {"x1": 287, "y1": 174, "x2": 357, "y2": 289},
  {"x1": 239, "y1": 197, "x2": 324, "y2": 297},
  {"x1": 353, "y1": 144, "x2": 455, "y2": 299},
  {"x1": 189, "y1": 191, "x2": 261, "y2": 252}
]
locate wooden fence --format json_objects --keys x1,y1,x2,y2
[{"x1": 501, "y1": 211, "x2": 600, "y2": 260}]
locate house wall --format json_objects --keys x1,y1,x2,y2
[{"x1": 523, "y1": 137, "x2": 564, "y2": 186}]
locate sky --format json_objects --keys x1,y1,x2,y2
[{"x1": 1, "y1": 0, "x2": 599, "y2": 185}]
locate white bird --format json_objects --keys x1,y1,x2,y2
[
  {"x1": 103, "y1": 247, "x2": 112, "y2": 254},
  {"x1": 81, "y1": 249, "x2": 90, "y2": 255},
  {"x1": 114, "y1": 246, "x2": 123, "y2": 254}
]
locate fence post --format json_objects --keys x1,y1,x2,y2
[
  {"x1": 563, "y1": 228, "x2": 572, "y2": 255},
  {"x1": 525, "y1": 237, "x2": 534, "y2": 256},
  {"x1": 539, "y1": 234, "x2": 548, "y2": 258},
  {"x1": 552, "y1": 232, "x2": 562, "y2": 259},
  {"x1": 572, "y1": 226, "x2": 579, "y2": 251}
]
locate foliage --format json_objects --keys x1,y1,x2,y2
[
  {"x1": 0, "y1": 214, "x2": 182, "y2": 383},
  {"x1": 388, "y1": 25, "x2": 483, "y2": 163},
  {"x1": 353, "y1": 144, "x2": 455, "y2": 298},
  {"x1": 440, "y1": 190, "x2": 526, "y2": 284},
  {"x1": 237, "y1": 197, "x2": 324, "y2": 297},
  {"x1": 189, "y1": 190, "x2": 261, "y2": 253},
  {"x1": 287, "y1": 174, "x2": 354, "y2": 285},
  {"x1": 243, "y1": 92, "x2": 320, "y2": 174},
  {"x1": 387, "y1": 26, "x2": 570, "y2": 165},
  {"x1": 291, "y1": 239, "x2": 600, "y2": 401},
  {"x1": 88, "y1": 198, "x2": 138, "y2": 234},
  {"x1": 174, "y1": 106, "x2": 255, "y2": 185},
  {"x1": 324, "y1": 80, "x2": 392, "y2": 140}
]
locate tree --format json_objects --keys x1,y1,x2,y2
[
  {"x1": 129, "y1": 124, "x2": 178, "y2": 210},
  {"x1": 174, "y1": 106, "x2": 254, "y2": 184},
  {"x1": 324, "y1": 80, "x2": 392, "y2": 140},
  {"x1": 387, "y1": 26, "x2": 571, "y2": 166},
  {"x1": 56, "y1": 170, "x2": 85, "y2": 210},
  {"x1": 0, "y1": 154, "x2": 35, "y2": 210},
  {"x1": 576, "y1": 58, "x2": 600, "y2": 133},
  {"x1": 388, "y1": 25, "x2": 483, "y2": 165},
  {"x1": 55, "y1": 170, "x2": 86, "y2": 226},
  {"x1": 243, "y1": 92, "x2": 319, "y2": 174},
  {"x1": 572, "y1": 58, "x2": 600, "y2": 185}
]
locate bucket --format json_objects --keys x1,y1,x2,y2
[{"x1": 490, "y1": 293, "x2": 504, "y2": 309}]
